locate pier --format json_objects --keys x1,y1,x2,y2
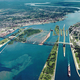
[
  {"x1": 63, "y1": 24, "x2": 65, "y2": 57},
  {"x1": 66, "y1": 30, "x2": 68, "y2": 36},
  {"x1": 60, "y1": 29, "x2": 62, "y2": 36},
  {"x1": 39, "y1": 32, "x2": 50, "y2": 45}
]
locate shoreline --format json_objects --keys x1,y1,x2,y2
[
  {"x1": 69, "y1": 34, "x2": 80, "y2": 77},
  {"x1": 22, "y1": 17, "x2": 66, "y2": 27},
  {"x1": 0, "y1": 40, "x2": 10, "y2": 48},
  {"x1": 39, "y1": 31, "x2": 50, "y2": 45},
  {"x1": 51, "y1": 39, "x2": 59, "y2": 80},
  {"x1": 38, "y1": 38, "x2": 59, "y2": 80}
]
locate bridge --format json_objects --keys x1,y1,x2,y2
[{"x1": 43, "y1": 41, "x2": 72, "y2": 46}]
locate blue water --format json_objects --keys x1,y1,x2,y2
[
  {"x1": 0, "y1": 11, "x2": 80, "y2": 80},
  {"x1": 4, "y1": 29, "x2": 19, "y2": 38},
  {"x1": 0, "y1": 42, "x2": 52, "y2": 80},
  {"x1": 44, "y1": 31, "x2": 58, "y2": 45},
  {"x1": 0, "y1": 38, "x2": 4, "y2": 41},
  {"x1": 55, "y1": 29, "x2": 80, "y2": 80}
]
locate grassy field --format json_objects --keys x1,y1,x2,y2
[
  {"x1": 0, "y1": 38, "x2": 8, "y2": 45},
  {"x1": 39, "y1": 39, "x2": 58, "y2": 80},
  {"x1": 55, "y1": 25, "x2": 59, "y2": 35}
]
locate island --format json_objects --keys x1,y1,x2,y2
[
  {"x1": 55, "y1": 25, "x2": 59, "y2": 35},
  {"x1": 39, "y1": 38, "x2": 59, "y2": 80},
  {"x1": 0, "y1": 38, "x2": 9, "y2": 45},
  {"x1": 8, "y1": 28, "x2": 42, "y2": 44}
]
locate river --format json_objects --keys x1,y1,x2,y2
[{"x1": 0, "y1": 11, "x2": 80, "y2": 80}]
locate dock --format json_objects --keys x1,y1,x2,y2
[{"x1": 60, "y1": 29, "x2": 62, "y2": 36}]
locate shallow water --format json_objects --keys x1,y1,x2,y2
[{"x1": 0, "y1": 11, "x2": 80, "y2": 80}]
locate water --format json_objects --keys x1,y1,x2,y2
[
  {"x1": 0, "y1": 38, "x2": 4, "y2": 41},
  {"x1": 44, "y1": 30, "x2": 58, "y2": 45},
  {"x1": 0, "y1": 10, "x2": 80, "y2": 80},
  {"x1": 55, "y1": 28, "x2": 80, "y2": 80},
  {"x1": 4, "y1": 29, "x2": 19, "y2": 38},
  {"x1": 0, "y1": 42, "x2": 52, "y2": 80},
  {"x1": 27, "y1": 31, "x2": 49, "y2": 44}
]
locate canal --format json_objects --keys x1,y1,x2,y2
[
  {"x1": 55, "y1": 27, "x2": 80, "y2": 80},
  {"x1": 0, "y1": 11, "x2": 80, "y2": 80}
]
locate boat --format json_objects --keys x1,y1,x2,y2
[{"x1": 68, "y1": 64, "x2": 71, "y2": 77}]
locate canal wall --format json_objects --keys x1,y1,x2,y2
[
  {"x1": 53, "y1": 37, "x2": 59, "y2": 80},
  {"x1": 0, "y1": 40, "x2": 10, "y2": 48},
  {"x1": 69, "y1": 34, "x2": 80, "y2": 77},
  {"x1": 39, "y1": 31, "x2": 50, "y2": 45},
  {"x1": 38, "y1": 39, "x2": 59, "y2": 80}
]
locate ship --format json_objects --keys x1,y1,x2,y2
[{"x1": 68, "y1": 64, "x2": 71, "y2": 77}]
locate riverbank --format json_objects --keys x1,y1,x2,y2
[
  {"x1": 0, "y1": 40, "x2": 10, "y2": 48},
  {"x1": 22, "y1": 17, "x2": 66, "y2": 27},
  {"x1": 69, "y1": 34, "x2": 80, "y2": 77},
  {"x1": 39, "y1": 39, "x2": 59, "y2": 80},
  {"x1": 55, "y1": 25, "x2": 59, "y2": 35},
  {"x1": 8, "y1": 28, "x2": 42, "y2": 44}
]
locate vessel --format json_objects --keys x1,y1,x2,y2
[{"x1": 68, "y1": 64, "x2": 71, "y2": 77}]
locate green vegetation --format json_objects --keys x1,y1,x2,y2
[
  {"x1": 74, "y1": 45, "x2": 80, "y2": 68},
  {"x1": 0, "y1": 38, "x2": 8, "y2": 45},
  {"x1": 53, "y1": 30, "x2": 56, "y2": 36},
  {"x1": 14, "y1": 28, "x2": 41, "y2": 42},
  {"x1": 39, "y1": 39, "x2": 59, "y2": 80},
  {"x1": 70, "y1": 37, "x2": 80, "y2": 68},
  {"x1": 69, "y1": 25, "x2": 74, "y2": 33},
  {"x1": 74, "y1": 22, "x2": 80, "y2": 27},
  {"x1": 8, "y1": 28, "x2": 41, "y2": 44},
  {"x1": 69, "y1": 22, "x2": 80, "y2": 68},
  {"x1": 55, "y1": 25, "x2": 59, "y2": 35},
  {"x1": 8, "y1": 40, "x2": 14, "y2": 45},
  {"x1": 12, "y1": 29, "x2": 22, "y2": 36},
  {"x1": 24, "y1": 28, "x2": 41, "y2": 37}
]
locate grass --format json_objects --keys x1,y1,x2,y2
[
  {"x1": 39, "y1": 38, "x2": 58, "y2": 80},
  {"x1": 75, "y1": 52, "x2": 80, "y2": 68},
  {"x1": 9, "y1": 28, "x2": 42, "y2": 44},
  {"x1": 55, "y1": 25, "x2": 59, "y2": 35},
  {"x1": 0, "y1": 38, "x2": 8, "y2": 45}
]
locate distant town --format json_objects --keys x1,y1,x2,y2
[
  {"x1": 0, "y1": 6, "x2": 79, "y2": 38},
  {"x1": 0, "y1": 6, "x2": 79, "y2": 29}
]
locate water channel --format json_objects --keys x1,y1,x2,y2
[{"x1": 0, "y1": 11, "x2": 80, "y2": 80}]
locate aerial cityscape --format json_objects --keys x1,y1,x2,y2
[{"x1": 0, "y1": 0, "x2": 80, "y2": 80}]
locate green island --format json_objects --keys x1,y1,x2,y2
[
  {"x1": 74, "y1": 45, "x2": 80, "y2": 68},
  {"x1": 39, "y1": 39, "x2": 59, "y2": 80},
  {"x1": 8, "y1": 28, "x2": 42, "y2": 44},
  {"x1": 0, "y1": 38, "x2": 9, "y2": 45},
  {"x1": 55, "y1": 25, "x2": 59, "y2": 35}
]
